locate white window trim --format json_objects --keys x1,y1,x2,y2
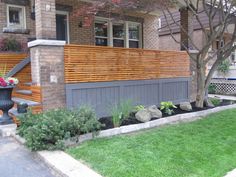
[
  {"x1": 6, "y1": 4, "x2": 26, "y2": 29},
  {"x1": 56, "y1": 10, "x2": 70, "y2": 44},
  {"x1": 95, "y1": 17, "x2": 110, "y2": 46},
  {"x1": 127, "y1": 21, "x2": 142, "y2": 48},
  {"x1": 95, "y1": 17, "x2": 142, "y2": 48}
]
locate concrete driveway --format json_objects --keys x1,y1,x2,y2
[{"x1": 0, "y1": 138, "x2": 56, "y2": 177}]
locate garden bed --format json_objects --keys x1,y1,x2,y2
[
  {"x1": 99, "y1": 100, "x2": 233, "y2": 130},
  {"x1": 67, "y1": 109, "x2": 236, "y2": 177}
]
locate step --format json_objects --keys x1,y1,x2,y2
[
  {"x1": 12, "y1": 97, "x2": 41, "y2": 107},
  {"x1": 24, "y1": 82, "x2": 33, "y2": 86},
  {"x1": 9, "y1": 108, "x2": 21, "y2": 117},
  {"x1": 15, "y1": 90, "x2": 32, "y2": 95}
]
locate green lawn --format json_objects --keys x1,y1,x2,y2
[{"x1": 67, "y1": 109, "x2": 236, "y2": 177}]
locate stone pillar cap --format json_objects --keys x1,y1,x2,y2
[{"x1": 28, "y1": 40, "x2": 66, "y2": 48}]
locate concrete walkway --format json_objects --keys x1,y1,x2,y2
[{"x1": 0, "y1": 137, "x2": 56, "y2": 177}]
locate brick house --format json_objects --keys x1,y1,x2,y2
[
  {"x1": 0, "y1": 0, "x2": 194, "y2": 118},
  {"x1": 0, "y1": 0, "x2": 160, "y2": 49}
]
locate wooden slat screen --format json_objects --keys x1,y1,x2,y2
[
  {"x1": 64, "y1": 45, "x2": 190, "y2": 83},
  {"x1": 0, "y1": 53, "x2": 42, "y2": 104}
]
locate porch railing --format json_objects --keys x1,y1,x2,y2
[{"x1": 64, "y1": 45, "x2": 190, "y2": 84}]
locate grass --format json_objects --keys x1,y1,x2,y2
[{"x1": 67, "y1": 109, "x2": 236, "y2": 177}]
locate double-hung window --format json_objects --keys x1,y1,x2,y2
[
  {"x1": 113, "y1": 23, "x2": 125, "y2": 47},
  {"x1": 128, "y1": 23, "x2": 141, "y2": 48},
  {"x1": 7, "y1": 5, "x2": 26, "y2": 29},
  {"x1": 95, "y1": 20, "x2": 109, "y2": 46},
  {"x1": 95, "y1": 17, "x2": 142, "y2": 48}
]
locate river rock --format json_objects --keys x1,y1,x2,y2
[
  {"x1": 180, "y1": 102, "x2": 192, "y2": 111},
  {"x1": 135, "y1": 109, "x2": 152, "y2": 123},
  {"x1": 147, "y1": 105, "x2": 162, "y2": 118}
]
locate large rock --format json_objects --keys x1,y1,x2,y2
[
  {"x1": 147, "y1": 105, "x2": 162, "y2": 118},
  {"x1": 135, "y1": 109, "x2": 152, "y2": 123},
  {"x1": 180, "y1": 102, "x2": 192, "y2": 111}
]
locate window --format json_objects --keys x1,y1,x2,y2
[
  {"x1": 128, "y1": 23, "x2": 141, "y2": 48},
  {"x1": 113, "y1": 23, "x2": 125, "y2": 47},
  {"x1": 95, "y1": 17, "x2": 142, "y2": 48},
  {"x1": 7, "y1": 5, "x2": 26, "y2": 29},
  {"x1": 95, "y1": 20, "x2": 108, "y2": 46}
]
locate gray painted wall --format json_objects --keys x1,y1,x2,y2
[{"x1": 66, "y1": 78, "x2": 190, "y2": 118}]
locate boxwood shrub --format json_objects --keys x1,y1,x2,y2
[{"x1": 17, "y1": 107, "x2": 102, "y2": 151}]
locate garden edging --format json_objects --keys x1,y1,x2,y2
[{"x1": 72, "y1": 103, "x2": 236, "y2": 145}]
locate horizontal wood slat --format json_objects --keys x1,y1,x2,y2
[
  {"x1": 64, "y1": 45, "x2": 190, "y2": 83},
  {"x1": 0, "y1": 53, "x2": 42, "y2": 104}
]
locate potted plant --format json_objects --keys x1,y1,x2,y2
[{"x1": 0, "y1": 76, "x2": 19, "y2": 125}]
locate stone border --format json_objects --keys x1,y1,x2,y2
[
  {"x1": 224, "y1": 169, "x2": 236, "y2": 177},
  {"x1": 71, "y1": 103, "x2": 236, "y2": 145}
]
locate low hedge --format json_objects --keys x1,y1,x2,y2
[{"x1": 17, "y1": 107, "x2": 102, "y2": 151}]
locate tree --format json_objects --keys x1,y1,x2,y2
[
  {"x1": 161, "y1": 0, "x2": 236, "y2": 108},
  {"x1": 76, "y1": 0, "x2": 236, "y2": 108}
]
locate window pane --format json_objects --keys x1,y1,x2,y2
[
  {"x1": 113, "y1": 39, "x2": 124, "y2": 47},
  {"x1": 95, "y1": 21, "x2": 108, "y2": 37},
  {"x1": 129, "y1": 41, "x2": 139, "y2": 48},
  {"x1": 96, "y1": 38, "x2": 108, "y2": 46},
  {"x1": 9, "y1": 7, "x2": 22, "y2": 24},
  {"x1": 113, "y1": 24, "x2": 124, "y2": 38},
  {"x1": 129, "y1": 24, "x2": 139, "y2": 40}
]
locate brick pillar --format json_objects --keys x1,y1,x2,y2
[
  {"x1": 28, "y1": 40, "x2": 66, "y2": 110},
  {"x1": 143, "y1": 15, "x2": 159, "y2": 50},
  {"x1": 35, "y1": 0, "x2": 56, "y2": 39},
  {"x1": 180, "y1": 7, "x2": 194, "y2": 50}
]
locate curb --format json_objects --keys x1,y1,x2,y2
[{"x1": 224, "y1": 169, "x2": 236, "y2": 177}]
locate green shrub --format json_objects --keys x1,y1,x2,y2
[
  {"x1": 0, "y1": 37, "x2": 22, "y2": 52},
  {"x1": 17, "y1": 107, "x2": 102, "y2": 151},
  {"x1": 209, "y1": 98, "x2": 221, "y2": 107},
  {"x1": 160, "y1": 101, "x2": 177, "y2": 115},
  {"x1": 208, "y1": 84, "x2": 216, "y2": 94},
  {"x1": 217, "y1": 60, "x2": 231, "y2": 75},
  {"x1": 110, "y1": 100, "x2": 133, "y2": 127},
  {"x1": 133, "y1": 105, "x2": 145, "y2": 112}
]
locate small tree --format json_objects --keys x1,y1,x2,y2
[
  {"x1": 75, "y1": 0, "x2": 236, "y2": 108},
  {"x1": 161, "y1": 0, "x2": 236, "y2": 107}
]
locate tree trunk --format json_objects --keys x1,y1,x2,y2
[{"x1": 195, "y1": 61, "x2": 206, "y2": 108}]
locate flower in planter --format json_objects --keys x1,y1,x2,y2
[{"x1": 0, "y1": 77, "x2": 19, "y2": 87}]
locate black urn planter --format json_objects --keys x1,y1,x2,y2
[{"x1": 0, "y1": 86, "x2": 14, "y2": 125}]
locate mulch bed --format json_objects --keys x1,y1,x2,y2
[{"x1": 99, "y1": 100, "x2": 233, "y2": 130}]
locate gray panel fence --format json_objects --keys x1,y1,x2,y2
[{"x1": 66, "y1": 78, "x2": 191, "y2": 118}]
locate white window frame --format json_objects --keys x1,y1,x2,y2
[
  {"x1": 95, "y1": 17, "x2": 142, "y2": 48},
  {"x1": 127, "y1": 21, "x2": 142, "y2": 48},
  {"x1": 113, "y1": 21, "x2": 126, "y2": 47},
  {"x1": 56, "y1": 10, "x2": 70, "y2": 44},
  {"x1": 6, "y1": 4, "x2": 26, "y2": 29},
  {"x1": 94, "y1": 17, "x2": 110, "y2": 46}
]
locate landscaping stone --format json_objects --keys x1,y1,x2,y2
[
  {"x1": 180, "y1": 102, "x2": 192, "y2": 111},
  {"x1": 147, "y1": 105, "x2": 162, "y2": 118},
  {"x1": 135, "y1": 109, "x2": 152, "y2": 123}
]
